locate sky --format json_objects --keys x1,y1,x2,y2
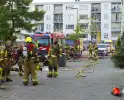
[{"x1": 33, "y1": 0, "x2": 103, "y2": 3}]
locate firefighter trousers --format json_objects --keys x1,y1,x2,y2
[
  {"x1": 89, "y1": 49, "x2": 93, "y2": 58},
  {"x1": 48, "y1": 56, "x2": 59, "y2": 77},
  {"x1": 23, "y1": 58, "x2": 38, "y2": 83},
  {"x1": 3, "y1": 58, "x2": 12, "y2": 80},
  {"x1": 18, "y1": 57, "x2": 23, "y2": 76}
]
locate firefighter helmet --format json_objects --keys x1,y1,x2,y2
[{"x1": 25, "y1": 37, "x2": 32, "y2": 43}]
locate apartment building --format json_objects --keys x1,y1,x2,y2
[{"x1": 33, "y1": 0, "x2": 122, "y2": 41}]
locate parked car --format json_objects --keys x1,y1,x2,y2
[{"x1": 97, "y1": 44, "x2": 108, "y2": 56}]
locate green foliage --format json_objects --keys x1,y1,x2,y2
[
  {"x1": 111, "y1": 34, "x2": 124, "y2": 68},
  {"x1": 67, "y1": 22, "x2": 84, "y2": 40},
  {"x1": 116, "y1": 36, "x2": 121, "y2": 47},
  {"x1": 0, "y1": 0, "x2": 45, "y2": 41},
  {"x1": 89, "y1": 22, "x2": 99, "y2": 40}
]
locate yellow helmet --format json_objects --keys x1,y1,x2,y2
[
  {"x1": 25, "y1": 37, "x2": 32, "y2": 43},
  {"x1": 0, "y1": 50, "x2": 4, "y2": 54}
]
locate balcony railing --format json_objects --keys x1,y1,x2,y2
[
  {"x1": 54, "y1": 19, "x2": 63, "y2": 23},
  {"x1": 111, "y1": 19, "x2": 121, "y2": 22},
  {"x1": 54, "y1": 29, "x2": 63, "y2": 32},
  {"x1": 54, "y1": 10, "x2": 63, "y2": 14},
  {"x1": 91, "y1": 18, "x2": 101, "y2": 22},
  {"x1": 111, "y1": 28, "x2": 121, "y2": 31},
  {"x1": 91, "y1": 7, "x2": 101, "y2": 13},
  {"x1": 111, "y1": 7, "x2": 121, "y2": 12}
]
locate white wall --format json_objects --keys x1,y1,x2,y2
[
  {"x1": 101, "y1": 3, "x2": 111, "y2": 40},
  {"x1": 44, "y1": 5, "x2": 54, "y2": 33},
  {"x1": 63, "y1": 4, "x2": 77, "y2": 35}
]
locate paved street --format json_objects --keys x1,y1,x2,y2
[{"x1": 1, "y1": 58, "x2": 124, "y2": 100}]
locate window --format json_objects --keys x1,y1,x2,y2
[
  {"x1": 104, "y1": 4, "x2": 108, "y2": 10},
  {"x1": 35, "y1": 5, "x2": 44, "y2": 11},
  {"x1": 66, "y1": 5, "x2": 74, "y2": 10},
  {"x1": 104, "y1": 33, "x2": 108, "y2": 38},
  {"x1": 104, "y1": 14, "x2": 108, "y2": 19},
  {"x1": 111, "y1": 4, "x2": 121, "y2": 11},
  {"x1": 91, "y1": 13, "x2": 101, "y2": 21},
  {"x1": 111, "y1": 23, "x2": 121, "y2": 29},
  {"x1": 80, "y1": 23, "x2": 88, "y2": 29},
  {"x1": 91, "y1": 4, "x2": 101, "y2": 12},
  {"x1": 46, "y1": 24, "x2": 49, "y2": 29},
  {"x1": 46, "y1": 5, "x2": 50, "y2": 11},
  {"x1": 104, "y1": 23, "x2": 108, "y2": 28},
  {"x1": 66, "y1": 25, "x2": 74, "y2": 29},
  {"x1": 79, "y1": 5, "x2": 88, "y2": 10},
  {"x1": 79, "y1": 15, "x2": 88, "y2": 20},
  {"x1": 112, "y1": 32, "x2": 120, "y2": 37},
  {"x1": 54, "y1": 5, "x2": 62, "y2": 13},
  {"x1": 54, "y1": 15, "x2": 63, "y2": 22},
  {"x1": 68, "y1": 15, "x2": 74, "y2": 20},
  {"x1": 46, "y1": 24, "x2": 51, "y2": 29},
  {"x1": 46, "y1": 15, "x2": 50, "y2": 20},
  {"x1": 111, "y1": 13, "x2": 121, "y2": 21}
]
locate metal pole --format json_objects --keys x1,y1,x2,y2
[
  {"x1": 76, "y1": 9, "x2": 78, "y2": 26},
  {"x1": 121, "y1": 1, "x2": 123, "y2": 35},
  {"x1": 121, "y1": 0, "x2": 124, "y2": 35}
]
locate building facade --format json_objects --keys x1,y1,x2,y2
[{"x1": 33, "y1": 0, "x2": 122, "y2": 41}]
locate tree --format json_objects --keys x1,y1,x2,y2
[
  {"x1": 111, "y1": 34, "x2": 124, "y2": 68},
  {"x1": 0, "y1": 0, "x2": 11, "y2": 41},
  {"x1": 0, "y1": 0, "x2": 45, "y2": 41},
  {"x1": 89, "y1": 22, "x2": 99, "y2": 41}
]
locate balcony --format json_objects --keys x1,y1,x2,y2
[
  {"x1": 54, "y1": 5, "x2": 63, "y2": 14},
  {"x1": 54, "y1": 29, "x2": 63, "y2": 32},
  {"x1": 111, "y1": 28, "x2": 121, "y2": 32},
  {"x1": 111, "y1": 19, "x2": 121, "y2": 22},
  {"x1": 91, "y1": 18, "x2": 101, "y2": 22},
  {"x1": 111, "y1": 6, "x2": 121, "y2": 12},
  {"x1": 54, "y1": 23, "x2": 63, "y2": 32},
  {"x1": 91, "y1": 7, "x2": 101, "y2": 13},
  {"x1": 54, "y1": 19, "x2": 63, "y2": 23},
  {"x1": 91, "y1": 13, "x2": 101, "y2": 22},
  {"x1": 54, "y1": 14, "x2": 63, "y2": 23},
  {"x1": 91, "y1": 3, "x2": 101, "y2": 13}
]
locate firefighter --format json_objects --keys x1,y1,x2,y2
[
  {"x1": 23, "y1": 37, "x2": 38, "y2": 86},
  {"x1": 0, "y1": 48, "x2": 5, "y2": 89},
  {"x1": 65, "y1": 44, "x2": 70, "y2": 59},
  {"x1": 88, "y1": 43, "x2": 93, "y2": 58},
  {"x1": 4, "y1": 40, "x2": 13, "y2": 82},
  {"x1": 93, "y1": 44, "x2": 98, "y2": 60},
  {"x1": 17, "y1": 44, "x2": 24, "y2": 76},
  {"x1": 47, "y1": 40, "x2": 62, "y2": 78},
  {"x1": 33, "y1": 40, "x2": 41, "y2": 71}
]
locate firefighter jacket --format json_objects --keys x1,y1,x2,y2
[{"x1": 48, "y1": 44, "x2": 62, "y2": 58}]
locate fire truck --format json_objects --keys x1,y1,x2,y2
[{"x1": 32, "y1": 32, "x2": 65, "y2": 62}]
